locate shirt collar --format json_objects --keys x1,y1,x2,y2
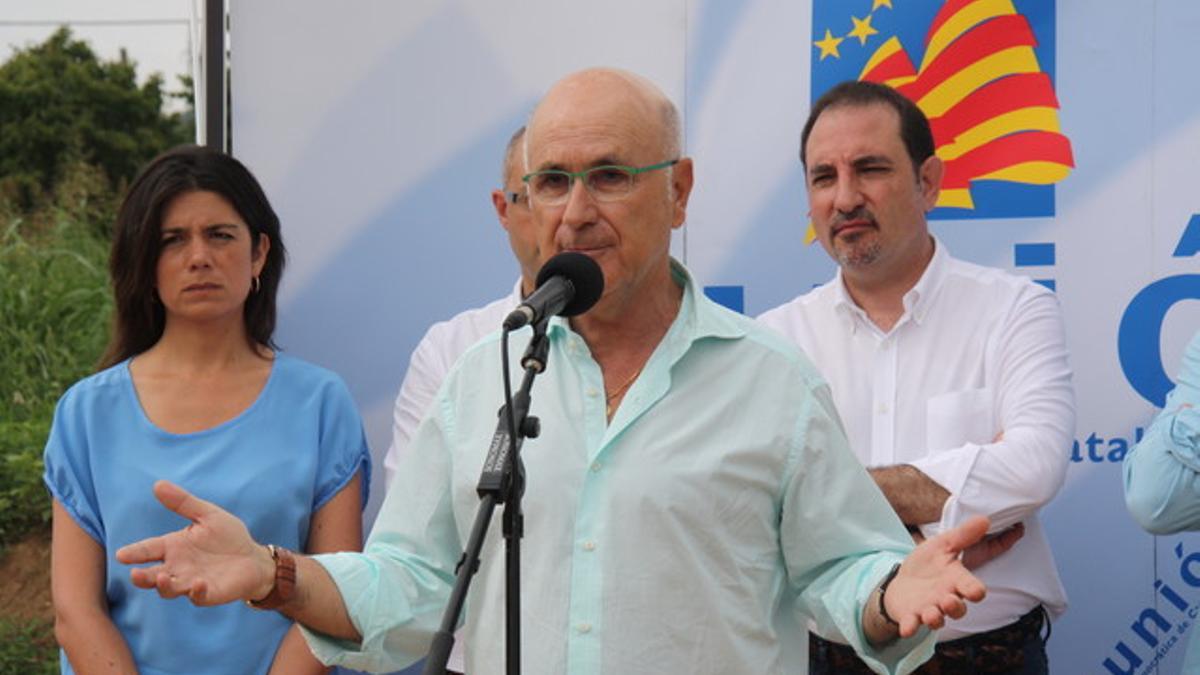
[
  {"x1": 831, "y1": 236, "x2": 948, "y2": 332},
  {"x1": 546, "y1": 257, "x2": 745, "y2": 350},
  {"x1": 831, "y1": 269, "x2": 866, "y2": 335},
  {"x1": 668, "y1": 257, "x2": 746, "y2": 343},
  {"x1": 902, "y1": 236, "x2": 947, "y2": 326}
]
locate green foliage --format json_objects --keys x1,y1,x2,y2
[
  {"x1": 0, "y1": 618, "x2": 58, "y2": 675},
  {"x1": 0, "y1": 190, "x2": 113, "y2": 421},
  {"x1": 0, "y1": 421, "x2": 53, "y2": 547},
  {"x1": 0, "y1": 170, "x2": 114, "y2": 547},
  {"x1": 0, "y1": 26, "x2": 194, "y2": 661},
  {"x1": 0, "y1": 27, "x2": 192, "y2": 211}
]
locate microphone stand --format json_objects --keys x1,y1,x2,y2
[{"x1": 423, "y1": 319, "x2": 550, "y2": 675}]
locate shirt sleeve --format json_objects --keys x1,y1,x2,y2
[
  {"x1": 1124, "y1": 330, "x2": 1200, "y2": 534},
  {"x1": 910, "y1": 286, "x2": 1075, "y2": 535},
  {"x1": 301, "y1": 389, "x2": 460, "y2": 672},
  {"x1": 42, "y1": 386, "x2": 105, "y2": 543},
  {"x1": 782, "y1": 379, "x2": 934, "y2": 675},
  {"x1": 313, "y1": 375, "x2": 372, "y2": 512},
  {"x1": 383, "y1": 326, "x2": 448, "y2": 489}
]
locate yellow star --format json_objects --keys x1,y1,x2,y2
[
  {"x1": 872, "y1": 0, "x2": 893, "y2": 10},
  {"x1": 848, "y1": 15, "x2": 879, "y2": 46},
  {"x1": 813, "y1": 29, "x2": 844, "y2": 61}
]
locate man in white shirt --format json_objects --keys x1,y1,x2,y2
[
  {"x1": 758, "y1": 80, "x2": 1075, "y2": 673},
  {"x1": 381, "y1": 127, "x2": 537, "y2": 674}
]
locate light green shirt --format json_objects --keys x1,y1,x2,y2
[
  {"x1": 1124, "y1": 330, "x2": 1200, "y2": 671},
  {"x1": 304, "y1": 262, "x2": 933, "y2": 674}
]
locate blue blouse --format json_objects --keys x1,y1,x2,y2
[{"x1": 43, "y1": 353, "x2": 370, "y2": 675}]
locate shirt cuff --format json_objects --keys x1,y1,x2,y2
[
  {"x1": 810, "y1": 552, "x2": 936, "y2": 674},
  {"x1": 298, "y1": 552, "x2": 393, "y2": 672},
  {"x1": 908, "y1": 446, "x2": 982, "y2": 538},
  {"x1": 1168, "y1": 407, "x2": 1200, "y2": 472}
]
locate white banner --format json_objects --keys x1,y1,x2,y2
[{"x1": 232, "y1": 1, "x2": 1200, "y2": 671}]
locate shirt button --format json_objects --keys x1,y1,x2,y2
[
  {"x1": 590, "y1": 461, "x2": 602, "y2": 473},
  {"x1": 582, "y1": 540, "x2": 596, "y2": 552},
  {"x1": 586, "y1": 387, "x2": 599, "y2": 398},
  {"x1": 877, "y1": 404, "x2": 889, "y2": 414},
  {"x1": 577, "y1": 623, "x2": 592, "y2": 634}
]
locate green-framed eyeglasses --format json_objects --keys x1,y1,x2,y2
[{"x1": 521, "y1": 159, "x2": 679, "y2": 205}]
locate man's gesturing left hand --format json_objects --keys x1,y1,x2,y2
[{"x1": 872, "y1": 515, "x2": 990, "y2": 642}]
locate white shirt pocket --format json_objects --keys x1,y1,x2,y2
[{"x1": 925, "y1": 388, "x2": 995, "y2": 453}]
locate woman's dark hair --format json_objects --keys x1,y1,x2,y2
[{"x1": 99, "y1": 145, "x2": 287, "y2": 368}]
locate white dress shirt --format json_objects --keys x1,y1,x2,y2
[
  {"x1": 757, "y1": 239, "x2": 1074, "y2": 640},
  {"x1": 384, "y1": 280, "x2": 524, "y2": 487},
  {"x1": 381, "y1": 279, "x2": 521, "y2": 672}
]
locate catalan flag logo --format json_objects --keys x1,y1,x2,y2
[{"x1": 811, "y1": 0, "x2": 1072, "y2": 222}]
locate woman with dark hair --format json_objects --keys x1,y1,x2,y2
[{"x1": 44, "y1": 145, "x2": 370, "y2": 674}]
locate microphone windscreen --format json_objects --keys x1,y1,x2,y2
[{"x1": 535, "y1": 252, "x2": 604, "y2": 317}]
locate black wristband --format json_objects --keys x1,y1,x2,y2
[{"x1": 877, "y1": 563, "x2": 902, "y2": 628}]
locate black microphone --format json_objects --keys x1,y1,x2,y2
[{"x1": 502, "y1": 252, "x2": 604, "y2": 330}]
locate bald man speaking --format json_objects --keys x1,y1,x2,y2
[{"x1": 116, "y1": 68, "x2": 992, "y2": 675}]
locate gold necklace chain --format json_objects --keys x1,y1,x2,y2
[{"x1": 605, "y1": 365, "x2": 644, "y2": 417}]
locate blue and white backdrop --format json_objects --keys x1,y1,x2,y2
[{"x1": 231, "y1": 1, "x2": 1200, "y2": 672}]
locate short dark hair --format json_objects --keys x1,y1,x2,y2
[
  {"x1": 99, "y1": 145, "x2": 286, "y2": 368},
  {"x1": 800, "y1": 80, "x2": 935, "y2": 171}
]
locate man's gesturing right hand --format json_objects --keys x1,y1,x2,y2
[{"x1": 116, "y1": 480, "x2": 275, "y2": 606}]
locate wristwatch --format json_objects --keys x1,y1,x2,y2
[
  {"x1": 246, "y1": 544, "x2": 296, "y2": 610},
  {"x1": 877, "y1": 562, "x2": 902, "y2": 627}
]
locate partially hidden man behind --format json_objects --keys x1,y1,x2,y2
[
  {"x1": 381, "y1": 127, "x2": 539, "y2": 674},
  {"x1": 1124, "y1": 330, "x2": 1200, "y2": 670},
  {"x1": 759, "y1": 81, "x2": 1075, "y2": 673},
  {"x1": 383, "y1": 125, "x2": 538, "y2": 488},
  {"x1": 116, "y1": 68, "x2": 991, "y2": 675}
]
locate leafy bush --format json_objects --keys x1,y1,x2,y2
[
  {"x1": 0, "y1": 25, "x2": 194, "y2": 667},
  {"x1": 0, "y1": 618, "x2": 57, "y2": 674},
  {"x1": 0, "y1": 172, "x2": 113, "y2": 548},
  {"x1": 0, "y1": 27, "x2": 190, "y2": 211},
  {"x1": 0, "y1": 421, "x2": 55, "y2": 546}
]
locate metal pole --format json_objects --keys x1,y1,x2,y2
[{"x1": 204, "y1": 0, "x2": 225, "y2": 150}]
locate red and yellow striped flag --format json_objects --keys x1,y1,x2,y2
[{"x1": 859, "y1": 0, "x2": 1074, "y2": 210}]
